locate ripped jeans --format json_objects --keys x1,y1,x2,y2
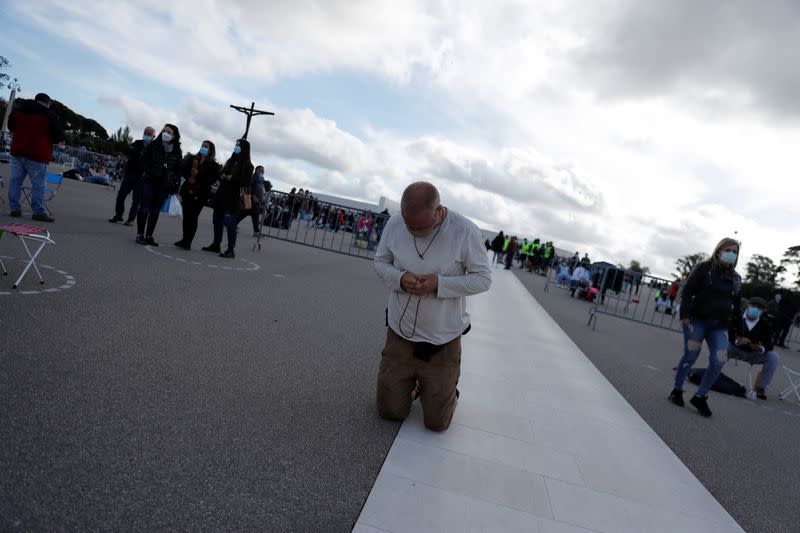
[{"x1": 674, "y1": 318, "x2": 728, "y2": 397}]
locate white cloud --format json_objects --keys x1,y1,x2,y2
[{"x1": 16, "y1": 0, "x2": 800, "y2": 280}]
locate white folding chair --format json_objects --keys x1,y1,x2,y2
[
  {"x1": 0, "y1": 222, "x2": 55, "y2": 289},
  {"x1": 778, "y1": 366, "x2": 800, "y2": 402},
  {"x1": 727, "y1": 349, "x2": 757, "y2": 398}
]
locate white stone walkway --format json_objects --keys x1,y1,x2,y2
[{"x1": 355, "y1": 268, "x2": 743, "y2": 533}]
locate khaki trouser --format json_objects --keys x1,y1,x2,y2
[{"x1": 376, "y1": 328, "x2": 461, "y2": 431}]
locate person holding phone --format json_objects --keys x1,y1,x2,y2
[{"x1": 728, "y1": 297, "x2": 781, "y2": 399}]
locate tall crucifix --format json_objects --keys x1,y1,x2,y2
[{"x1": 229, "y1": 101, "x2": 275, "y2": 140}]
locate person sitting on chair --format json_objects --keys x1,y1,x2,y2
[
  {"x1": 728, "y1": 297, "x2": 781, "y2": 400},
  {"x1": 570, "y1": 263, "x2": 591, "y2": 298}
]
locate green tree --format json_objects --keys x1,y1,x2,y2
[
  {"x1": 744, "y1": 254, "x2": 784, "y2": 287},
  {"x1": 781, "y1": 245, "x2": 800, "y2": 288},
  {"x1": 628, "y1": 260, "x2": 650, "y2": 274},
  {"x1": 675, "y1": 253, "x2": 708, "y2": 279},
  {"x1": 111, "y1": 125, "x2": 133, "y2": 144}
]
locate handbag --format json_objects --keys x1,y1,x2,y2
[{"x1": 240, "y1": 187, "x2": 252, "y2": 211}]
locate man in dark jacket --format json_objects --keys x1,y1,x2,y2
[
  {"x1": 728, "y1": 297, "x2": 781, "y2": 399},
  {"x1": 771, "y1": 292, "x2": 798, "y2": 348},
  {"x1": 7, "y1": 93, "x2": 64, "y2": 222},
  {"x1": 109, "y1": 126, "x2": 155, "y2": 225},
  {"x1": 490, "y1": 231, "x2": 505, "y2": 265}
]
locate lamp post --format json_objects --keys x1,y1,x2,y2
[{"x1": 1, "y1": 77, "x2": 21, "y2": 134}]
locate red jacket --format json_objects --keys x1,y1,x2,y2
[{"x1": 9, "y1": 99, "x2": 64, "y2": 163}]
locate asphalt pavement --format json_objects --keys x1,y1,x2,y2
[
  {"x1": 0, "y1": 174, "x2": 397, "y2": 532},
  {"x1": 512, "y1": 266, "x2": 800, "y2": 533}
]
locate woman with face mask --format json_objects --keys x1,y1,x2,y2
[
  {"x1": 174, "y1": 140, "x2": 219, "y2": 250},
  {"x1": 135, "y1": 124, "x2": 183, "y2": 246},
  {"x1": 237, "y1": 165, "x2": 266, "y2": 236},
  {"x1": 670, "y1": 237, "x2": 743, "y2": 417},
  {"x1": 202, "y1": 139, "x2": 254, "y2": 258}
]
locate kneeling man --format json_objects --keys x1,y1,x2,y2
[
  {"x1": 728, "y1": 297, "x2": 781, "y2": 400},
  {"x1": 373, "y1": 182, "x2": 492, "y2": 431}
]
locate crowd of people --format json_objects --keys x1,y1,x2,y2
[
  {"x1": 54, "y1": 144, "x2": 126, "y2": 182},
  {"x1": 109, "y1": 125, "x2": 262, "y2": 258},
  {"x1": 487, "y1": 232, "x2": 566, "y2": 273},
  {"x1": 258, "y1": 189, "x2": 390, "y2": 253}
]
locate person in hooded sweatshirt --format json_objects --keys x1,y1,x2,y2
[
  {"x1": 669, "y1": 237, "x2": 743, "y2": 417},
  {"x1": 202, "y1": 139, "x2": 253, "y2": 258},
  {"x1": 135, "y1": 124, "x2": 182, "y2": 246}
]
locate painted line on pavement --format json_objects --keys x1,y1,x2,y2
[
  {"x1": 0, "y1": 256, "x2": 78, "y2": 296},
  {"x1": 143, "y1": 245, "x2": 261, "y2": 271}
]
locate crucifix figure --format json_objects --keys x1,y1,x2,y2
[{"x1": 229, "y1": 101, "x2": 275, "y2": 140}]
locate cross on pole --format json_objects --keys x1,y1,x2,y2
[{"x1": 229, "y1": 101, "x2": 274, "y2": 140}]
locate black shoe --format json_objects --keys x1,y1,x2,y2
[
  {"x1": 109, "y1": 216, "x2": 123, "y2": 223},
  {"x1": 144, "y1": 236, "x2": 159, "y2": 246},
  {"x1": 136, "y1": 235, "x2": 147, "y2": 245},
  {"x1": 755, "y1": 387, "x2": 767, "y2": 400},
  {"x1": 202, "y1": 245, "x2": 221, "y2": 253},
  {"x1": 32, "y1": 213, "x2": 55, "y2": 223},
  {"x1": 123, "y1": 220, "x2": 134, "y2": 227},
  {"x1": 174, "y1": 240, "x2": 190, "y2": 250},
  {"x1": 690, "y1": 395, "x2": 712, "y2": 417},
  {"x1": 220, "y1": 249, "x2": 235, "y2": 259},
  {"x1": 668, "y1": 388, "x2": 684, "y2": 407},
  {"x1": 10, "y1": 210, "x2": 22, "y2": 217}
]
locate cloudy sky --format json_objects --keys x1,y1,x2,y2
[{"x1": 3, "y1": 1, "x2": 798, "y2": 278}]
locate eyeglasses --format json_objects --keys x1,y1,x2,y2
[{"x1": 405, "y1": 208, "x2": 440, "y2": 232}]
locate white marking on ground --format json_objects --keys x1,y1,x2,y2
[
  {"x1": 642, "y1": 364, "x2": 661, "y2": 371},
  {"x1": 0, "y1": 257, "x2": 77, "y2": 296},
  {"x1": 143, "y1": 245, "x2": 260, "y2": 271}
]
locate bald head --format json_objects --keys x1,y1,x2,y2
[
  {"x1": 401, "y1": 182, "x2": 445, "y2": 237},
  {"x1": 401, "y1": 182, "x2": 440, "y2": 216}
]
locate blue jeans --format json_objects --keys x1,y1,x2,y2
[
  {"x1": 9, "y1": 156, "x2": 47, "y2": 215},
  {"x1": 727, "y1": 343, "x2": 781, "y2": 389},
  {"x1": 674, "y1": 318, "x2": 728, "y2": 397},
  {"x1": 212, "y1": 208, "x2": 238, "y2": 250}
]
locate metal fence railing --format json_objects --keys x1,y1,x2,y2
[
  {"x1": 53, "y1": 146, "x2": 126, "y2": 181},
  {"x1": 586, "y1": 266, "x2": 683, "y2": 333},
  {"x1": 252, "y1": 189, "x2": 390, "y2": 260}
]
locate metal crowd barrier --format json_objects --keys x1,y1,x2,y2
[
  {"x1": 543, "y1": 261, "x2": 574, "y2": 292},
  {"x1": 53, "y1": 146, "x2": 126, "y2": 180},
  {"x1": 587, "y1": 266, "x2": 684, "y2": 333},
  {"x1": 252, "y1": 190, "x2": 390, "y2": 260}
]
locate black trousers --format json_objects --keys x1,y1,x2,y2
[
  {"x1": 114, "y1": 174, "x2": 142, "y2": 222},
  {"x1": 180, "y1": 196, "x2": 205, "y2": 245},
  {"x1": 137, "y1": 182, "x2": 167, "y2": 237},
  {"x1": 237, "y1": 205, "x2": 261, "y2": 233},
  {"x1": 774, "y1": 319, "x2": 792, "y2": 346}
]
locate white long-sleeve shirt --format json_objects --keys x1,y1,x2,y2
[
  {"x1": 373, "y1": 209, "x2": 492, "y2": 344},
  {"x1": 572, "y1": 266, "x2": 590, "y2": 282}
]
